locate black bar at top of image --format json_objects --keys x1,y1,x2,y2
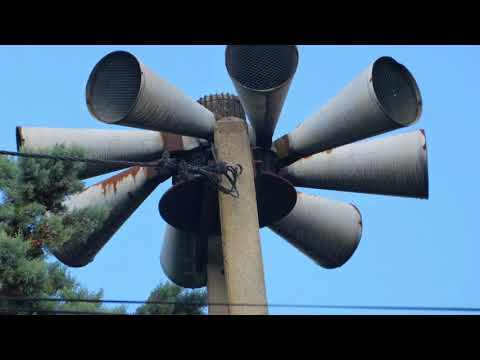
[
  {"x1": 0, "y1": 31, "x2": 480, "y2": 45},
  {"x1": 2, "y1": 2, "x2": 478, "y2": 44},
  {"x1": 0, "y1": 30, "x2": 479, "y2": 45}
]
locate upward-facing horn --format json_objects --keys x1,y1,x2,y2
[
  {"x1": 86, "y1": 51, "x2": 216, "y2": 139},
  {"x1": 273, "y1": 56, "x2": 422, "y2": 165},
  {"x1": 226, "y1": 45, "x2": 298, "y2": 147}
]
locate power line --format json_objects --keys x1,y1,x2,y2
[
  {"x1": 0, "y1": 149, "x2": 153, "y2": 168},
  {"x1": 0, "y1": 308, "x2": 118, "y2": 315},
  {"x1": 2, "y1": 296, "x2": 479, "y2": 312},
  {"x1": 0, "y1": 309, "x2": 200, "y2": 315}
]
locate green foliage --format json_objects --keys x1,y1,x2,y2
[
  {"x1": 0, "y1": 145, "x2": 204, "y2": 315},
  {"x1": 0, "y1": 231, "x2": 47, "y2": 299},
  {"x1": 0, "y1": 146, "x2": 122, "y2": 314},
  {"x1": 0, "y1": 156, "x2": 18, "y2": 202},
  {"x1": 135, "y1": 282, "x2": 207, "y2": 315},
  {"x1": 17, "y1": 146, "x2": 85, "y2": 212},
  {"x1": 41, "y1": 262, "x2": 126, "y2": 314},
  {"x1": 39, "y1": 206, "x2": 111, "y2": 253}
]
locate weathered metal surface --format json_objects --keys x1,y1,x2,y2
[
  {"x1": 16, "y1": 127, "x2": 166, "y2": 179},
  {"x1": 255, "y1": 172, "x2": 296, "y2": 229},
  {"x1": 161, "y1": 132, "x2": 184, "y2": 152},
  {"x1": 225, "y1": 45, "x2": 298, "y2": 147},
  {"x1": 160, "y1": 225, "x2": 208, "y2": 289},
  {"x1": 273, "y1": 56, "x2": 422, "y2": 165},
  {"x1": 50, "y1": 166, "x2": 172, "y2": 267},
  {"x1": 159, "y1": 177, "x2": 204, "y2": 231},
  {"x1": 158, "y1": 172, "x2": 296, "y2": 235},
  {"x1": 160, "y1": 178, "x2": 225, "y2": 291},
  {"x1": 252, "y1": 147, "x2": 280, "y2": 174},
  {"x1": 161, "y1": 132, "x2": 202, "y2": 153},
  {"x1": 270, "y1": 192, "x2": 362, "y2": 269},
  {"x1": 214, "y1": 117, "x2": 268, "y2": 315},
  {"x1": 280, "y1": 130, "x2": 429, "y2": 199},
  {"x1": 86, "y1": 51, "x2": 216, "y2": 139}
]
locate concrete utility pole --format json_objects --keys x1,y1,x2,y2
[
  {"x1": 214, "y1": 117, "x2": 268, "y2": 315},
  {"x1": 206, "y1": 236, "x2": 229, "y2": 315},
  {"x1": 196, "y1": 94, "x2": 262, "y2": 315}
]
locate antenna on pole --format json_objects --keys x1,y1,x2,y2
[{"x1": 12, "y1": 46, "x2": 429, "y2": 315}]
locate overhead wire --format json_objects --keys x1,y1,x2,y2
[{"x1": 1, "y1": 296, "x2": 479, "y2": 313}]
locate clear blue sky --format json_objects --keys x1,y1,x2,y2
[{"x1": 0, "y1": 45, "x2": 478, "y2": 314}]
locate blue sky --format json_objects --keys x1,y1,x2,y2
[{"x1": 0, "y1": 45, "x2": 478, "y2": 314}]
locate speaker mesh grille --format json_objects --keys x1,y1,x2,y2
[
  {"x1": 372, "y1": 58, "x2": 421, "y2": 125},
  {"x1": 87, "y1": 51, "x2": 142, "y2": 123},
  {"x1": 226, "y1": 45, "x2": 298, "y2": 90}
]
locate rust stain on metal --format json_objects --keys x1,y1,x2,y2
[
  {"x1": 162, "y1": 132, "x2": 184, "y2": 152},
  {"x1": 145, "y1": 166, "x2": 160, "y2": 178},
  {"x1": 98, "y1": 166, "x2": 142, "y2": 195}
]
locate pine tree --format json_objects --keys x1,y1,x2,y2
[
  {"x1": 0, "y1": 145, "x2": 126, "y2": 314},
  {"x1": 0, "y1": 146, "x2": 206, "y2": 315},
  {"x1": 136, "y1": 282, "x2": 207, "y2": 315}
]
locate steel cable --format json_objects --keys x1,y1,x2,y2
[{"x1": 0, "y1": 149, "x2": 242, "y2": 197}]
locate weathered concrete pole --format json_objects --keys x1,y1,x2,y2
[
  {"x1": 203, "y1": 186, "x2": 229, "y2": 315},
  {"x1": 197, "y1": 94, "x2": 259, "y2": 315},
  {"x1": 214, "y1": 117, "x2": 268, "y2": 315},
  {"x1": 206, "y1": 235, "x2": 229, "y2": 315}
]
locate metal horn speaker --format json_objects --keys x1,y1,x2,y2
[
  {"x1": 16, "y1": 126, "x2": 167, "y2": 179},
  {"x1": 273, "y1": 56, "x2": 422, "y2": 165},
  {"x1": 226, "y1": 45, "x2": 298, "y2": 147},
  {"x1": 270, "y1": 192, "x2": 362, "y2": 269},
  {"x1": 280, "y1": 130, "x2": 429, "y2": 199},
  {"x1": 86, "y1": 51, "x2": 216, "y2": 139},
  {"x1": 50, "y1": 166, "x2": 172, "y2": 267}
]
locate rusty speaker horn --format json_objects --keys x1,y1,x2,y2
[
  {"x1": 49, "y1": 166, "x2": 172, "y2": 267},
  {"x1": 280, "y1": 130, "x2": 429, "y2": 199},
  {"x1": 273, "y1": 56, "x2": 422, "y2": 165}
]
